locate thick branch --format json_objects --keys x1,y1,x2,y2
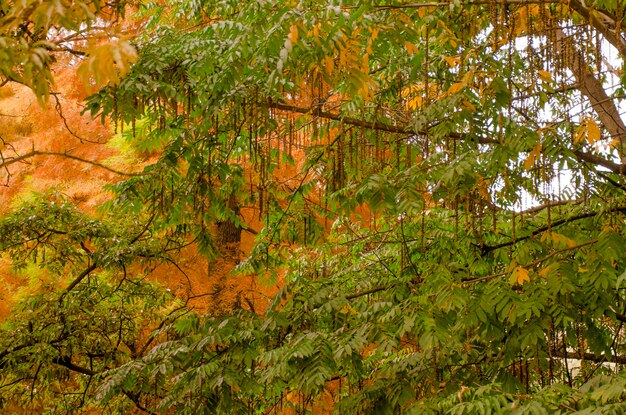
[
  {"x1": 554, "y1": 29, "x2": 626, "y2": 161},
  {"x1": 568, "y1": 0, "x2": 626, "y2": 58},
  {"x1": 573, "y1": 150, "x2": 626, "y2": 175},
  {"x1": 269, "y1": 102, "x2": 498, "y2": 145},
  {"x1": 52, "y1": 356, "x2": 97, "y2": 376}
]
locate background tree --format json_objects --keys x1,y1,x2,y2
[{"x1": 4, "y1": 0, "x2": 626, "y2": 414}]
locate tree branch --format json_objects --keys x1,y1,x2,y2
[
  {"x1": 554, "y1": 28, "x2": 626, "y2": 160},
  {"x1": 482, "y1": 206, "x2": 626, "y2": 253},
  {"x1": 573, "y1": 150, "x2": 626, "y2": 175},
  {"x1": 552, "y1": 349, "x2": 626, "y2": 366},
  {"x1": 59, "y1": 263, "x2": 97, "y2": 303},
  {"x1": 568, "y1": 0, "x2": 626, "y2": 58},
  {"x1": 0, "y1": 150, "x2": 142, "y2": 176},
  {"x1": 269, "y1": 102, "x2": 498, "y2": 145},
  {"x1": 464, "y1": 239, "x2": 598, "y2": 284},
  {"x1": 52, "y1": 356, "x2": 97, "y2": 376}
]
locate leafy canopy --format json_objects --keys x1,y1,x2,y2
[{"x1": 4, "y1": 0, "x2": 626, "y2": 414}]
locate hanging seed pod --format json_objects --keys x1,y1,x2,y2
[
  {"x1": 113, "y1": 87, "x2": 118, "y2": 134},
  {"x1": 349, "y1": 127, "x2": 354, "y2": 173},
  {"x1": 396, "y1": 137, "x2": 401, "y2": 170},
  {"x1": 512, "y1": 210, "x2": 516, "y2": 243},
  {"x1": 490, "y1": 0, "x2": 498, "y2": 49},
  {"x1": 455, "y1": 195, "x2": 460, "y2": 241},
  {"x1": 492, "y1": 202, "x2": 497, "y2": 234}
]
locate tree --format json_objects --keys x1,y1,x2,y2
[{"x1": 3, "y1": 0, "x2": 626, "y2": 413}]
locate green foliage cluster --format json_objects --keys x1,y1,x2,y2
[{"x1": 3, "y1": 0, "x2": 626, "y2": 414}]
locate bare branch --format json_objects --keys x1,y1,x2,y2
[{"x1": 0, "y1": 150, "x2": 142, "y2": 176}]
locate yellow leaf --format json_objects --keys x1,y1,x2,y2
[
  {"x1": 550, "y1": 232, "x2": 577, "y2": 248},
  {"x1": 312, "y1": 23, "x2": 321, "y2": 41},
  {"x1": 447, "y1": 82, "x2": 465, "y2": 95},
  {"x1": 340, "y1": 304, "x2": 357, "y2": 315},
  {"x1": 78, "y1": 39, "x2": 137, "y2": 90},
  {"x1": 524, "y1": 142, "x2": 542, "y2": 171},
  {"x1": 444, "y1": 56, "x2": 460, "y2": 68},
  {"x1": 510, "y1": 266, "x2": 530, "y2": 286},
  {"x1": 538, "y1": 264, "x2": 555, "y2": 278},
  {"x1": 405, "y1": 41, "x2": 419, "y2": 55},
  {"x1": 538, "y1": 70, "x2": 553, "y2": 83},
  {"x1": 586, "y1": 118, "x2": 602, "y2": 144},
  {"x1": 406, "y1": 96, "x2": 424, "y2": 111},
  {"x1": 575, "y1": 117, "x2": 602, "y2": 144}
]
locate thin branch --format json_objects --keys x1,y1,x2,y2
[
  {"x1": 59, "y1": 263, "x2": 98, "y2": 302},
  {"x1": 512, "y1": 198, "x2": 583, "y2": 216},
  {"x1": 341, "y1": 0, "x2": 563, "y2": 10},
  {"x1": 482, "y1": 206, "x2": 626, "y2": 253},
  {"x1": 552, "y1": 349, "x2": 626, "y2": 365},
  {"x1": 0, "y1": 150, "x2": 142, "y2": 176},
  {"x1": 463, "y1": 239, "x2": 598, "y2": 284},
  {"x1": 345, "y1": 285, "x2": 389, "y2": 300},
  {"x1": 123, "y1": 391, "x2": 157, "y2": 415}
]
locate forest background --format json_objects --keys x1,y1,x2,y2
[{"x1": 2, "y1": 0, "x2": 626, "y2": 414}]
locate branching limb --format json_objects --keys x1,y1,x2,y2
[{"x1": 0, "y1": 150, "x2": 142, "y2": 176}]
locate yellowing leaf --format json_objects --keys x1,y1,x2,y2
[
  {"x1": 462, "y1": 100, "x2": 476, "y2": 112},
  {"x1": 78, "y1": 38, "x2": 137, "y2": 89},
  {"x1": 447, "y1": 82, "x2": 465, "y2": 95},
  {"x1": 538, "y1": 70, "x2": 553, "y2": 83},
  {"x1": 312, "y1": 23, "x2": 321, "y2": 41},
  {"x1": 405, "y1": 41, "x2": 419, "y2": 55},
  {"x1": 550, "y1": 232, "x2": 577, "y2": 248},
  {"x1": 406, "y1": 96, "x2": 424, "y2": 111},
  {"x1": 340, "y1": 304, "x2": 357, "y2": 315},
  {"x1": 575, "y1": 117, "x2": 602, "y2": 144},
  {"x1": 538, "y1": 264, "x2": 555, "y2": 278},
  {"x1": 444, "y1": 56, "x2": 460, "y2": 68},
  {"x1": 524, "y1": 142, "x2": 542, "y2": 171},
  {"x1": 510, "y1": 266, "x2": 530, "y2": 286},
  {"x1": 586, "y1": 118, "x2": 602, "y2": 144}
]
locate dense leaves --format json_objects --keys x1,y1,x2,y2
[{"x1": 4, "y1": 0, "x2": 626, "y2": 414}]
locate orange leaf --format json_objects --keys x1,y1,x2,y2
[
  {"x1": 447, "y1": 82, "x2": 465, "y2": 95},
  {"x1": 510, "y1": 266, "x2": 530, "y2": 285},
  {"x1": 405, "y1": 41, "x2": 419, "y2": 55},
  {"x1": 289, "y1": 25, "x2": 299, "y2": 44},
  {"x1": 524, "y1": 142, "x2": 542, "y2": 171},
  {"x1": 444, "y1": 56, "x2": 460, "y2": 68}
]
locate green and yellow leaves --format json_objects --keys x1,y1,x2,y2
[
  {"x1": 575, "y1": 117, "x2": 603, "y2": 145},
  {"x1": 510, "y1": 265, "x2": 531, "y2": 286},
  {"x1": 78, "y1": 37, "x2": 137, "y2": 89},
  {"x1": 0, "y1": 1, "x2": 130, "y2": 102}
]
